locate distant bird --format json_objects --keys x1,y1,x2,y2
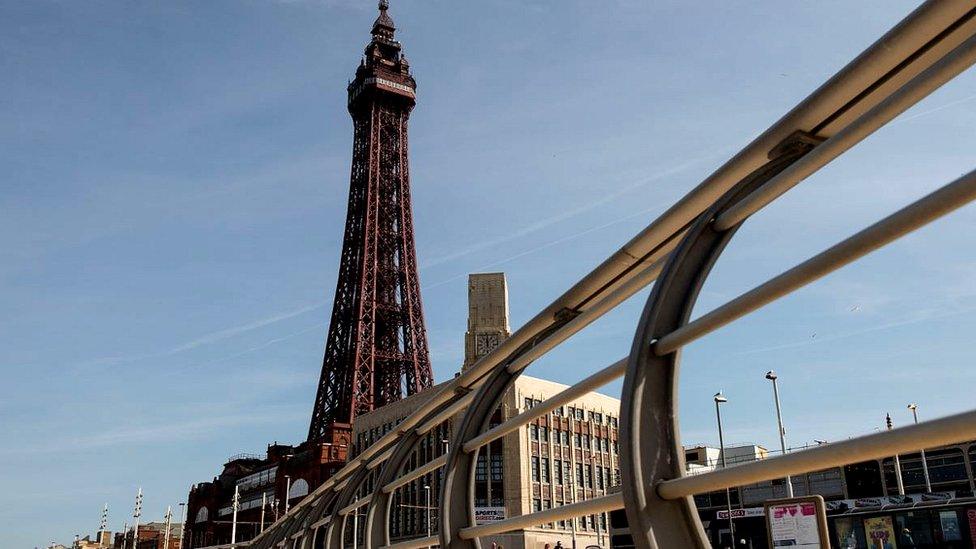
[
  {"x1": 849, "y1": 304, "x2": 860, "y2": 312},
  {"x1": 811, "y1": 332, "x2": 817, "y2": 339}
]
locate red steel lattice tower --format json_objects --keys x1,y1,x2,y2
[{"x1": 308, "y1": 0, "x2": 433, "y2": 443}]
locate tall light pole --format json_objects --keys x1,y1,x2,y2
[
  {"x1": 765, "y1": 371, "x2": 794, "y2": 498},
  {"x1": 886, "y1": 413, "x2": 905, "y2": 495},
  {"x1": 131, "y1": 488, "x2": 143, "y2": 549},
  {"x1": 260, "y1": 492, "x2": 267, "y2": 533},
  {"x1": 121, "y1": 522, "x2": 128, "y2": 549},
  {"x1": 352, "y1": 497, "x2": 359, "y2": 549},
  {"x1": 284, "y1": 475, "x2": 292, "y2": 513},
  {"x1": 163, "y1": 506, "x2": 173, "y2": 549},
  {"x1": 714, "y1": 392, "x2": 735, "y2": 546},
  {"x1": 230, "y1": 484, "x2": 240, "y2": 546},
  {"x1": 907, "y1": 403, "x2": 933, "y2": 492},
  {"x1": 424, "y1": 484, "x2": 432, "y2": 549},
  {"x1": 177, "y1": 502, "x2": 186, "y2": 549}
]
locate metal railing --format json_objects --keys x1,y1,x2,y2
[{"x1": 220, "y1": 2, "x2": 976, "y2": 548}]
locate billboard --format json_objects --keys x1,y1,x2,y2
[{"x1": 764, "y1": 495, "x2": 829, "y2": 549}]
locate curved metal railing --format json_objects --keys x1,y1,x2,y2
[{"x1": 235, "y1": 2, "x2": 976, "y2": 548}]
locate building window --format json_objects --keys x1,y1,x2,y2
[
  {"x1": 525, "y1": 397, "x2": 535, "y2": 409},
  {"x1": 577, "y1": 463, "x2": 585, "y2": 486},
  {"x1": 476, "y1": 454, "x2": 487, "y2": 482},
  {"x1": 532, "y1": 457, "x2": 540, "y2": 482},
  {"x1": 533, "y1": 499, "x2": 542, "y2": 513},
  {"x1": 564, "y1": 461, "x2": 572, "y2": 487},
  {"x1": 596, "y1": 466, "x2": 604, "y2": 490},
  {"x1": 540, "y1": 426, "x2": 549, "y2": 442},
  {"x1": 530, "y1": 424, "x2": 539, "y2": 441},
  {"x1": 574, "y1": 434, "x2": 581, "y2": 448},
  {"x1": 541, "y1": 458, "x2": 551, "y2": 484},
  {"x1": 490, "y1": 452, "x2": 503, "y2": 482},
  {"x1": 288, "y1": 478, "x2": 309, "y2": 499},
  {"x1": 585, "y1": 465, "x2": 593, "y2": 488},
  {"x1": 582, "y1": 434, "x2": 590, "y2": 450},
  {"x1": 554, "y1": 459, "x2": 563, "y2": 485},
  {"x1": 553, "y1": 406, "x2": 564, "y2": 417}
]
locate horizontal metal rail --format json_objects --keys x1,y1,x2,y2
[
  {"x1": 382, "y1": 455, "x2": 448, "y2": 494},
  {"x1": 715, "y1": 29, "x2": 976, "y2": 231},
  {"x1": 656, "y1": 167, "x2": 976, "y2": 355},
  {"x1": 464, "y1": 357, "x2": 627, "y2": 452},
  {"x1": 459, "y1": 492, "x2": 624, "y2": 539},
  {"x1": 338, "y1": 495, "x2": 372, "y2": 516},
  {"x1": 504, "y1": 255, "x2": 670, "y2": 376},
  {"x1": 381, "y1": 535, "x2": 439, "y2": 549},
  {"x1": 310, "y1": 515, "x2": 331, "y2": 529},
  {"x1": 658, "y1": 408, "x2": 976, "y2": 499},
  {"x1": 368, "y1": 446, "x2": 396, "y2": 470},
  {"x1": 416, "y1": 392, "x2": 474, "y2": 435}
]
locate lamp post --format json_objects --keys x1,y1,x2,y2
[
  {"x1": 163, "y1": 506, "x2": 173, "y2": 549},
  {"x1": 424, "y1": 484, "x2": 432, "y2": 549},
  {"x1": 765, "y1": 371, "x2": 794, "y2": 498},
  {"x1": 177, "y1": 502, "x2": 186, "y2": 549},
  {"x1": 886, "y1": 413, "x2": 906, "y2": 495},
  {"x1": 284, "y1": 475, "x2": 292, "y2": 513},
  {"x1": 131, "y1": 488, "x2": 143, "y2": 549},
  {"x1": 714, "y1": 392, "x2": 735, "y2": 546},
  {"x1": 352, "y1": 497, "x2": 359, "y2": 549},
  {"x1": 231, "y1": 484, "x2": 240, "y2": 547},
  {"x1": 260, "y1": 492, "x2": 267, "y2": 533},
  {"x1": 907, "y1": 403, "x2": 933, "y2": 493}
]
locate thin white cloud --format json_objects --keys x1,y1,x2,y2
[
  {"x1": 0, "y1": 408, "x2": 307, "y2": 456},
  {"x1": 420, "y1": 150, "x2": 726, "y2": 271},
  {"x1": 71, "y1": 302, "x2": 326, "y2": 373}
]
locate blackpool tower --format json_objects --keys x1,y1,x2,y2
[{"x1": 307, "y1": 0, "x2": 434, "y2": 444}]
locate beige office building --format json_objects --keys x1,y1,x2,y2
[{"x1": 351, "y1": 273, "x2": 621, "y2": 549}]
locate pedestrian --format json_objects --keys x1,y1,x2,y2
[{"x1": 901, "y1": 527, "x2": 916, "y2": 548}]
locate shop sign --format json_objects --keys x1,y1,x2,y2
[{"x1": 764, "y1": 496, "x2": 829, "y2": 549}]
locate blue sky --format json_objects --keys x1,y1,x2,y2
[{"x1": 3, "y1": 0, "x2": 976, "y2": 546}]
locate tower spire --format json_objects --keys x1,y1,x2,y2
[{"x1": 372, "y1": 0, "x2": 396, "y2": 39}]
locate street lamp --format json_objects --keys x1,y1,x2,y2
[
  {"x1": 714, "y1": 391, "x2": 735, "y2": 546},
  {"x1": 177, "y1": 502, "x2": 187, "y2": 549},
  {"x1": 285, "y1": 475, "x2": 292, "y2": 513},
  {"x1": 907, "y1": 403, "x2": 933, "y2": 492},
  {"x1": 765, "y1": 371, "x2": 794, "y2": 498},
  {"x1": 424, "y1": 484, "x2": 432, "y2": 549},
  {"x1": 886, "y1": 413, "x2": 906, "y2": 496}
]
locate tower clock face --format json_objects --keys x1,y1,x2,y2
[{"x1": 476, "y1": 333, "x2": 500, "y2": 356}]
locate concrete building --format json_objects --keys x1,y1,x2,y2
[
  {"x1": 113, "y1": 522, "x2": 182, "y2": 549},
  {"x1": 75, "y1": 531, "x2": 113, "y2": 549},
  {"x1": 349, "y1": 273, "x2": 622, "y2": 549}
]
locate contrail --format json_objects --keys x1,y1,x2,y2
[
  {"x1": 734, "y1": 303, "x2": 976, "y2": 356},
  {"x1": 420, "y1": 150, "x2": 725, "y2": 270},
  {"x1": 424, "y1": 204, "x2": 663, "y2": 290}
]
